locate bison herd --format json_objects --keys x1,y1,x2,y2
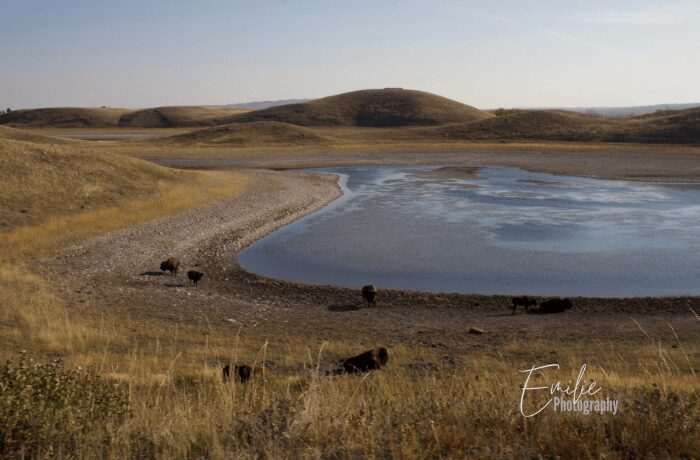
[
  {"x1": 155, "y1": 254, "x2": 572, "y2": 385},
  {"x1": 158, "y1": 256, "x2": 204, "y2": 287}
]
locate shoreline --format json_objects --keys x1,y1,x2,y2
[{"x1": 39, "y1": 163, "x2": 698, "y2": 357}]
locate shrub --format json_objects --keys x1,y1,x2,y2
[{"x1": 0, "y1": 352, "x2": 128, "y2": 458}]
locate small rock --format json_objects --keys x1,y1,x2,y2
[
  {"x1": 468, "y1": 327, "x2": 486, "y2": 334},
  {"x1": 225, "y1": 318, "x2": 238, "y2": 324}
]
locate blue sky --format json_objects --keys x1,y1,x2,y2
[{"x1": 1, "y1": 0, "x2": 698, "y2": 109}]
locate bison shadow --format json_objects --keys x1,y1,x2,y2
[
  {"x1": 164, "y1": 283, "x2": 187, "y2": 288},
  {"x1": 327, "y1": 303, "x2": 363, "y2": 312},
  {"x1": 140, "y1": 271, "x2": 165, "y2": 276}
]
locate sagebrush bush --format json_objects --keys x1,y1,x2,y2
[{"x1": 0, "y1": 352, "x2": 128, "y2": 458}]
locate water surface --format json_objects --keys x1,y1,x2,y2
[{"x1": 238, "y1": 165, "x2": 700, "y2": 296}]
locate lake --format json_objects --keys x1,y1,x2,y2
[{"x1": 238, "y1": 165, "x2": 700, "y2": 296}]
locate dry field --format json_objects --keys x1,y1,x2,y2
[{"x1": 0, "y1": 125, "x2": 698, "y2": 458}]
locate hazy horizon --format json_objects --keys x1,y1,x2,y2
[{"x1": 1, "y1": 0, "x2": 699, "y2": 110}]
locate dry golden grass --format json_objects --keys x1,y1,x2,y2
[{"x1": 2, "y1": 269, "x2": 697, "y2": 458}]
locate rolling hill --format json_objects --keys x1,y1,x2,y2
[
  {"x1": 420, "y1": 110, "x2": 622, "y2": 142},
  {"x1": 117, "y1": 106, "x2": 250, "y2": 128},
  {"x1": 0, "y1": 107, "x2": 131, "y2": 128},
  {"x1": 2, "y1": 89, "x2": 698, "y2": 145},
  {"x1": 607, "y1": 107, "x2": 700, "y2": 144},
  {"x1": 222, "y1": 89, "x2": 493, "y2": 127},
  {"x1": 163, "y1": 121, "x2": 331, "y2": 145},
  {"x1": 413, "y1": 107, "x2": 700, "y2": 145},
  {"x1": 0, "y1": 106, "x2": 250, "y2": 128}
]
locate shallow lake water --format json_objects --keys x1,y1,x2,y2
[{"x1": 238, "y1": 165, "x2": 700, "y2": 296}]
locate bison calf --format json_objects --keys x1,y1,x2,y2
[
  {"x1": 512, "y1": 295, "x2": 537, "y2": 314},
  {"x1": 361, "y1": 285, "x2": 378, "y2": 308},
  {"x1": 538, "y1": 297, "x2": 573, "y2": 314},
  {"x1": 343, "y1": 347, "x2": 389, "y2": 374},
  {"x1": 187, "y1": 270, "x2": 203, "y2": 286},
  {"x1": 160, "y1": 257, "x2": 180, "y2": 276}
]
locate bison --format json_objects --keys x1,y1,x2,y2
[
  {"x1": 361, "y1": 285, "x2": 378, "y2": 308},
  {"x1": 343, "y1": 347, "x2": 389, "y2": 374},
  {"x1": 159, "y1": 257, "x2": 180, "y2": 276},
  {"x1": 538, "y1": 297, "x2": 573, "y2": 314},
  {"x1": 223, "y1": 364, "x2": 257, "y2": 383},
  {"x1": 187, "y1": 270, "x2": 203, "y2": 286},
  {"x1": 512, "y1": 295, "x2": 538, "y2": 314}
]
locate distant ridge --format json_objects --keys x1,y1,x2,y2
[
  {"x1": 530, "y1": 103, "x2": 700, "y2": 117},
  {"x1": 218, "y1": 99, "x2": 312, "y2": 110},
  {"x1": 0, "y1": 106, "x2": 250, "y2": 128},
  {"x1": 0, "y1": 107, "x2": 131, "y2": 128}
]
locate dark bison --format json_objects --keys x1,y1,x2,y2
[
  {"x1": 361, "y1": 285, "x2": 378, "y2": 308},
  {"x1": 538, "y1": 297, "x2": 573, "y2": 314},
  {"x1": 343, "y1": 347, "x2": 389, "y2": 374},
  {"x1": 159, "y1": 257, "x2": 180, "y2": 276},
  {"x1": 223, "y1": 364, "x2": 257, "y2": 383},
  {"x1": 512, "y1": 295, "x2": 538, "y2": 314},
  {"x1": 187, "y1": 270, "x2": 203, "y2": 286}
]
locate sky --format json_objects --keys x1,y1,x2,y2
[{"x1": 1, "y1": 0, "x2": 699, "y2": 109}]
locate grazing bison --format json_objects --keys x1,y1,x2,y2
[
  {"x1": 361, "y1": 285, "x2": 378, "y2": 308},
  {"x1": 512, "y1": 295, "x2": 538, "y2": 314},
  {"x1": 538, "y1": 297, "x2": 573, "y2": 314},
  {"x1": 159, "y1": 257, "x2": 180, "y2": 276},
  {"x1": 223, "y1": 364, "x2": 256, "y2": 383},
  {"x1": 187, "y1": 270, "x2": 203, "y2": 286},
  {"x1": 343, "y1": 347, "x2": 389, "y2": 374}
]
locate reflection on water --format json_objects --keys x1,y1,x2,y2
[{"x1": 238, "y1": 165, "x2": 700, "y2": 296}]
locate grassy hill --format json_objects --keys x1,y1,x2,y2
[
  {"x1": 0, "y1": 106, "x2": 250, "y2": 128},
  {"x1": 410, "y1": 107, "x2": 700, "y2": 145},
  {"x1": 0, "y1": 107, "x2": 132, "y2": 128},
  {"x1": 164, "y1": 121, "x2": 331, "y2": 145},
  {"x1": 117, "y1": 106, "x2": 250, "y2": 128},
  {"x1": 0, "y1": 128, "x2": 187, "y2": 231},
  {"x1": 610, "y1": 107, "x2": 700, "y2": 144},
  {"x1": 418, "y1": 110, "x2": 621, "y2": 142},
  {"x1": 223, "y1": 89, "x2": 493, "y2": 127}
]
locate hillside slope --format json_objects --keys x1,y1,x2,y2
[
  {"x1": 0, "y1": 130, "x2": 187, "y2": 230},
  {"x1": 414, "y1": 108, "x2": 700, "y2": 145},
  {"x1": 0, "y1": 107, "x2": 132, "y2": 128},
  {"x1": 223, "y1": 89, "x2": 493, "y2": 127},
  {"x1": 421, "y1": 110, "x2": 620, "y2": 142},
  {"x1": 164, "y1": 121, "x2": 331, "y2": 145},
  {"x1": 118, "y1": 106, "x2": 250, "y2": 128},
  {"x1": 611, "y1": 108, "x2": 700, "y2": 144}
]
